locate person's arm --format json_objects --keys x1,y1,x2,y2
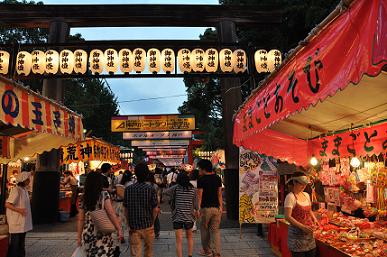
[
  {"x1": 5, "y1": 188, "x2": 26, "y2": 216},
  {"x1": 151, "y1": 188, "x2": 158, "y2": 222},
  {"x1": 284, "y1": 207, "x2": 313, "y2": 233},
  {"x1": 217, "y1": 187, "x2": 223, "y2": 213},
  {"x1": 197, "y1": 188, "x2": 203, "y2": 212},
  {"x1": 5, "y1": 202, "x2": 26, "y2": 216},
  {"x1": 104, "y1": 198, "x2": 123, "y2": 240},
  {"x1": 77, "y1": 209, "x2": 85, "y2": 246}
]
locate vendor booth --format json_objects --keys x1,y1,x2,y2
[
  {"x1": 233, "y1": 0, "x2": 386, "y2": 256},
  {"x1": 0, "y1": 76, "x2": 83, "y2": 256}
]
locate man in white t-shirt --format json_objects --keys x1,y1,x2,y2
[{"x1": 167, "y1": 168, "x2": 179, "y2": 186}]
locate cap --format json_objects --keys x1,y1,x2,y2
[{"x1": 287, "y1": 175, "x2": 310, "y2": 185}]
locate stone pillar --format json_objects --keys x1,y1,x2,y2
[
  {"x1": 218, "y1": 20, "x2": 242, "y2": 220},
  {"x1": 32, "y1": 20, "x2": 69, "y2": 224}
]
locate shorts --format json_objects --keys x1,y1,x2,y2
[{"x1": 173, "y1": 222, "x2": 194, "y2": 230}]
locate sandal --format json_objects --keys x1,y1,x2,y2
[{"x1": 198, "y1": 249, "x2": 212, "y2": 256}]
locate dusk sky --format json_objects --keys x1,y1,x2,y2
[{"x1": 41, "y1": 0, "x2": 219, "y2": 115}]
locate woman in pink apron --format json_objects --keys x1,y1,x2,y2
[{"x1": 284, "y1": 174, "x2": 319, "y2": 257}]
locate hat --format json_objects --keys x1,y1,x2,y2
[
  {"x1": 16, "y1": 172, "x2": 31, "y2": 183},
  {"x1": 287, "y1": 175, "x2": 310, "y2": 185}
]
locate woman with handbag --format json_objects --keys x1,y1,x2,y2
[{"x1": 77, "y1": 172, "x2": 123, "y2": 257}]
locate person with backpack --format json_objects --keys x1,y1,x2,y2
[
  {"x1": 166, "y1": 168, "x2": 179, "y2": 187},
  {"x1": 164, "y1": 172, "x2": 198, "y2": 257}
]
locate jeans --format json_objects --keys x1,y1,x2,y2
[
  {"x1": 200, "y1": 207, "x2": 222, "y2": 255},
  {"x1": 129, "y1": 227, "x2": 154, "y2": 257},
  {"x1": 291, "y1": 248, "x2": 317, "y2": 257},
  {"x1": 154, "y1": 215, "x2": 160, "y2": 236},
  {"x1": 7, "y1": 233, "x2": 26, "y2": 257}
]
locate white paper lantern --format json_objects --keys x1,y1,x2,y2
[
  {"x1": 191, "y1": 48, "x2": 205, "y2": 72},
  {"x1": 73, "y1": 49, "x2": 88, "y2": 74},
  {"x1": 204, "y1": 48, "x2": 218, "y2": 73},
  {"x1": 233, "y1": 49, "x2": 247, "y2": 73},
  {"x1": 104, "y1": 48, "x2": 118, "y2": 74},
  {"x1": 178, "y1": 48, "x2": 191, "y2": 73},
  {"x1": 119, "y1": 49, "x2": 132, "y2": 73},
  {"x1": 147, "y1": 48, "x2": 160, "y2": 74},
  {"x1": 89, "y1": 49, "x2": 104, "y2": 74},
  {"x1": 45, "y1": 50, "x2": 59, "y2": 74},
  {"x1": 132, "y1": 48, "x2": 146, "y2": 73},
  {"x1": 267, "y1": 49, "x2": 282, "y2": 72},
  {"x1": 219, "y1": 48, "x2": 235, "y2": 72},
  {"x1": 16, "y1": 51, "x2": 32, "y2": 76},
  {"x1": 30, "y1": 50, "x2": 45, "y2": 75},
  {"x1": 254, "y1": 49, "x2": 268, "y2": 73},
  {"x1": 161, "y1": 48, "x2": 175, "y2": 73},
  {"x1": 60, "y1": 49, "x2": 74, "y2": 74},
  {"x1": 0, "y1": 50, "x2": 10, "y2": 75}
]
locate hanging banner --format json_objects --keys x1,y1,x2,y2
[
  {"x1": 60, "y1": 139, "x2": 120, "y2": 165},
  {"x1": 123, "y1": 131, "x2": 192, "y2": 140},
  {"x1": 131, "y1": 139, "x2": 190, "y2": 147},
  {"x1": 112, "y1": 115, "x2": 195, "y2": 132},
  {"x1": 234, "y1": 0, "x2": 386, "y2": 147},
  {"x1": 309, "y1": 122, "x2": 387, "y2": 160},
  {"x1": 239, "y1": 147, "x2": 278, "y2": 224}
]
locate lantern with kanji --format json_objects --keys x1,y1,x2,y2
[
  {"x1": 16, "y1": 51, "x2": 32, "y2": 76},
  {"x1": 161, "y1": 48, "x2": 175, "y2": 73},
  {"x1": 45, "y1": 50, "x2": 59, "y2": 74},
  {"x1": 204, "y1": 48, "x2": 218, "y2": 73},
  {"x1": 119, "y1": 49, "x2": 132, "y2": 73},
  {"x1": 147, "y1": 48, "x2": 160, "y2": 74},
  {"x1": 267, "y1": 49, "x2": 282, "y2": 72},
  {"x1": 104, "y1": 48, "x2": 118, "y2": 74},
  {"x1": 132, "y1": 48, "x2": 146, "y2": 73},
  {"x1": 73, "y1": 49, "x2": 88, "y2": 74},
  {"x1": 219, "y1": 48, "x2": 235, "y2": 72},
  {"x1": 254, "y1": 49, "x2": 268, "y2": 73},
  {"x1": 0, "y1": 50, "x2": 10, "y2": 75},
  {"x1": 191, "y1": 48, "x2": 205, "y2": 72},
  {"x1": 60, "y1": 49, "x2": 74, "y2": 74},
  {"x1": 178, "y1": 48, "x2": 191, "y2": 73},
  {"x1": 89, "y1": 49, "x2": 104, "y2": 74},
  {"x1": 31, "y1": 50, "x2": 45, "y2": 74},
  {"x1": 233, "y1": 49, "x2": 247, "y2": 73}
]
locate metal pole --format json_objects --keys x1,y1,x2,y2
[{"x1": 0, "y1": 164, "x2": 8, "y2": 214}]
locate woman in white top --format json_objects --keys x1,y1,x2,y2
[
  {"x1": 6, "y1": 172, "x2": 33, "y2": 257},
  {"x1": 284, "y1": 173, "x2": 319, "y2": 257}
]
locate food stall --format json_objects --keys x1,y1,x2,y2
[
  {"x1": 0, "y1": 76, "x2": 83, "y2": 256},
  {"x1": 233, "y1": 0, "x2": 386, "y2": 256}
]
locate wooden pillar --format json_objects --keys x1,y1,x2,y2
[
  {"x1": 32, "y1": 19, "x2": 69, "y2": 224},
  {"x1": 218, "y1": 20, "x2": 242, "y2": 220}
]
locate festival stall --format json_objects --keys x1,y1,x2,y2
[
  {"x1": 233, "y1": 0, "x2": 386, "y2": 256},
  {"x1": 0, "y1": 76, "x2": 83, "y2": 256}
]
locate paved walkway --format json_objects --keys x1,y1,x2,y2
[{"x1": 26, "y1": 228, "x2": 275, "y2": 257}]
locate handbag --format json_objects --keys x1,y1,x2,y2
[
  {"x1": 115, "y1": 185, "x2": 125, "y2": 199},
  {"x1": 90, "y1": 192, "x2": 115, "y2": 235},
  {"x1": 71, "y1": 247, "x2": 86, "y2": 257}
]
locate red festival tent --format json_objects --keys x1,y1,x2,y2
[{"x1": 233, "y1": 0, "x2": 386, "y2": 166}]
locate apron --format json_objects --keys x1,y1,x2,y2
[{"x1": 288, "y1": 192, "x2": 316, "y2": 252}]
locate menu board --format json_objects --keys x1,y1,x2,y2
[{"x1": 239, "y1": 147, "x2": 278, "y2": 224}]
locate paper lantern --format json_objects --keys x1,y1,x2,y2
[
  {"x1": 161, "y1": 48, "x2": 175, "y2": 73},
  {"x1": 233, "y1": 49, "x2": 247, "y2": 73},
  {"x1": 45, "y1": 50, "x2": 59, "y2": 74},
  {"x1": 267, "y1": 49, "x2": 282, "y2": 72},
  {"x1": 60, "y1": 49, "x2": 74, "y2": 74},
  {"x1": 219, "y1": 48, "x2": 235, "y2": 72},
  {"x1": 204, "y1": 48, "x2": 218, "y2": 73},
  {"x1": 119, "y1": 49, "x2": 133, "y2": 73},
  {"x1": 147, "y1": 48, "x2": 160, "y2": 74},
  {"x1": 132, "y1": 48, "x2": 146, "y2": 73},
  {"x1": 89, "y1": 49, "x2": 104, "y2": 74},
  {"x1": 104, "y1": 48, "x2": 118, "y2": 74},
  {"x1": 31, "y1": 50, "x2": 45, "y2": 74},
  {"x1": 254, "y1": 49, "x2": 268, "y2": 73},
  {"x1": 0, "y1": 50, "x2": 10, "y2": 75},
  {"x1": 190, "y1": 48, "x2": 205, "y2": 72},
  {"x1": 178, "y1": 48, "x2": 191, "y2": 73},
  {"x1": 73, "y1": 49, "x2": 88, "y2": 74},
  {"x1": 16, "y1": 51, "x2": 32, "y2": 76}
]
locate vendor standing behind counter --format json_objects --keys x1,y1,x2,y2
[{"x1": 62, "y1": 171, "x2": 79, "y2": 217}]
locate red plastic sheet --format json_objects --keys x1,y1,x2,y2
[{"x1": 234, "y1": 0, "x2": 387, "y2": 147}]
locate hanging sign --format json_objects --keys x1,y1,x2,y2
[
  {"x1": 146, "y1": 149, "x2": 187, "y2": 156},
  {"x1": 131, "y1": 140, "x2": 190, "y2": 147},
  {"x1": 239, "y1": 147, "x2": 278, "y2": 224},
  {"x1": 60, "y1": 139, "x2": 120, "y2": 165},
  {"x1": 112, "y1": 115, "x2": 195, "y2": 132},
  {"x1": 123, "y1": 131, "x2": 192, "y2": 140}
]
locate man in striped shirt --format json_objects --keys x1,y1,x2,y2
[{"x1": 124, "y1": 163, "x2": 158, "y2": 257}]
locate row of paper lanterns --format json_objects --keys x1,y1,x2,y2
[{"x1": 0, "y1": 48, "x2": 281, "y2": 76}]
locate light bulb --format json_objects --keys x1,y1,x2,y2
[
  {"x1": 310, "y1": 156, "x2": 318, "y2": 166},
  {"x1": 350, "y1": 157, "x2": 361, "y2": 168}
]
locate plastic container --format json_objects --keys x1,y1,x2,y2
[{"x1": 59, "y1": 211, "x2": 70, "y2": 222}]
